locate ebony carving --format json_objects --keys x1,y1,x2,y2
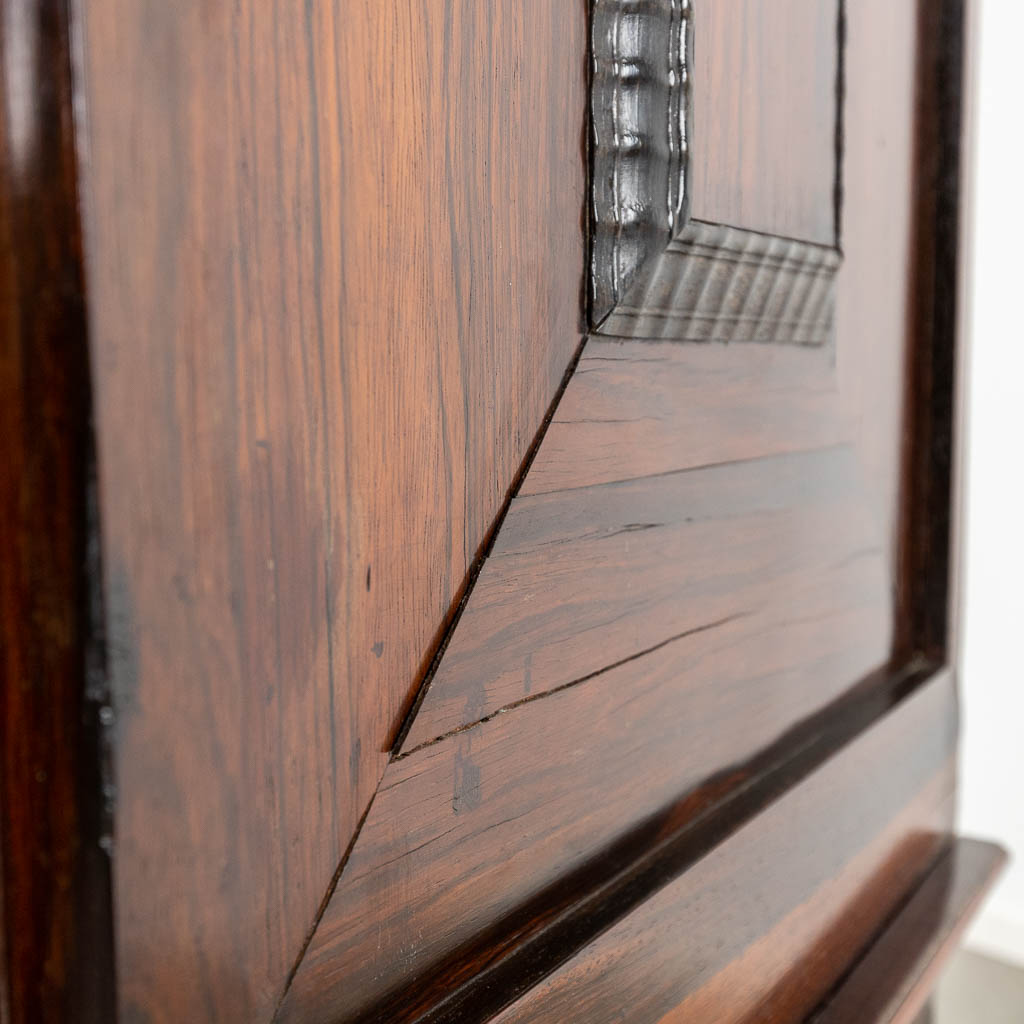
[
  {"x1": 590, "y1": 0, "x2": 693, "y2": 325},
  {"x1": 591, "y1": 0, "x2": 842, "y2": 343},
  {"x1": 599, "y1": 220, "x2": 840, "y2": 343}
]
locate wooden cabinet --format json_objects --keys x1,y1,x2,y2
[{"x1": 0, "y1": 0, "x2": 1003, "y2": 1021}]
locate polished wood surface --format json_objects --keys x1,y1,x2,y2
[
  {"x1": 281, "y1": 446, "x2": 891, "y2": 1020},
  {"x1": 492, "y1": 675, "x2": 956, "y2": 1024},
  {"x1": 72, "y1": 0, "x2": 585, "y2": 1020},
  {"x1": 523, "y1": 339, "x2": 842, "y2": 495},
  {"x1": 401, "y1": 444, "x2": 885, "y2": 750},
  {"x1": 690, "y1": 0, "x2": 840, "y2": 243},
  {"x1": 811, "y1": 838, "x2": 1007, "y2": 1024},
  {"x1": 277, "y1": 0, "x2": 965, "y2": 1014},
  {"x1": 1, "y1": 0, "x2": 989, "y2": 1020},
  {"x1": 0, "y1": 2, "x2": 113, "y2": 1020}
]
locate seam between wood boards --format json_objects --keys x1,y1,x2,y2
[
  {"x1": 393, "y1": 611, "x2": 751, "y2": 762},
  {"x1": 268, "y1": 331, "x2": 590, "y2": 1021},
  {"x1": 388, "y1": 331, "x2": 591, "y2": 756},
  {"x1": 270, "y1": 791, "x2": 380, "y2": 1022},
  {"x1": 393, "y1": 541, "x2": 885, "y2": 759},
  {"x1": 355, "y1": 659, "x2": 948, "y2": 1024},
  {"x1": 266, "y1": 374, "x2": 849, "y2": 1016}
]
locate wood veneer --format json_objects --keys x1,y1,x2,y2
[
  {"x1": 275, "y1": 1, "x2": 976, "y2": 1020},
  {"x1": 280, "y1": 443, "x2": 893, "y2": 1020},
  {"x1": 71, "y1": 0, "x2": 585, "y2": 1019},
  {"x1": 0, "y1": 0, "x2": 990, "y2": 1019},
  {"x1": 492, "y1": 674, "x2": 957, "y2": 1024}
]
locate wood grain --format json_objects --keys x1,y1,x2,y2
[
  {"x1": 522, "y1": 337, "x2": 841, "y2": 496},
  {"x1": 275, "y1": 0, "x2": 967, "y2": 1016},
  {"x1": 280, "y1": 443, "x2": 894, "y2": 1021},
  {"x1": 690, "y1": 0, "x2": 840, "y2": 244},
  {"x1": 596, "y1": 219, "x2": 840, "y2": 342},
  {"x1": 492, "y1": 674, "x2": 957, "y2": 1024},
  {"x1": 0, "y1": 0, "x2": 977, "y2": 1019},
  {"x1": 835, "y1": 0, "x2": 925, "y2": 611},
  {"x1": 71, "y1": 0, "x2": 586, "y2": 1020},
  {"x1": 810, "y1": 838, "x2": 1006, "y2": 1024},
  {"x1": 401, "y1": 445, "x2": 884, "y2": 750},
  {"x1": 0, "y1": 1, "x2": 114, "y2": 1020}
]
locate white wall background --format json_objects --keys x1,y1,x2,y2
[{"x1": 958, "y1": 0, "x2": 1024, "y2": 969}]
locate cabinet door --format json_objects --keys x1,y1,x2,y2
[{"x1": 0, "y1": 1, "x2": 1000, "y2": 1022}]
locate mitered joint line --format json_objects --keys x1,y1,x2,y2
[
  {"x1": 270, "y1": 787, "x2": 380, "y2": 1022},
  {"x1": 387, "y1": 331, "x2": 592, "y2": 758},
  {"x1": 393, "y1": 611, "x2": 753, "y2": 762}
]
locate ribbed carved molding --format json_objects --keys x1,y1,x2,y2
[
  {"x1": 590, "y1": 0, "x2": 693, "y2": 326},
  {"x1": 590, "y1": 1, "x2": 843, "y2": 344},
  {"x1": 599, "y1": 219, "x2": 840, "y2": 343}
]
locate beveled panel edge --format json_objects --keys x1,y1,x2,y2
[
  {"x1": 808, "y1": 837, "x2": 1006, "y2": 1024},
  {"x1": 324, "y1": 660, "x2": 949, "y2": 1024}
]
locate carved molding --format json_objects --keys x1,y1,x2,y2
[
  {"x1": 590, "y1": 0, "x2": 693, "y2": 325},
  {"x1": 590, "y1": 0, "x2": 841, "y2": 344},
  {"x1": 599, "y1": 219, "x2": 840, "y2": 344}
]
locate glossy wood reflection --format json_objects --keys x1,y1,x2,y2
[
  {"x1": 493, "y1": 676, "x2": 957, "y2": 1024},
  {"x1": 74, "y1": 0, "x2": 585, "y2": 1019},
  {"x1": 0, "y1": 0, "x2": 986, "y2": 1019},
  {"x1": 280, "y1": 443, "x2": 892, "y2": 1022},
  {"x1": 811, "y1": 838, "x2": 1006, "y2": 1024}
]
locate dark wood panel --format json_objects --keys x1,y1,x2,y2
[
  {"x1": 690, "y1": 0, "x2": 840, "y2": 244},
  {"x1": 810, "y1": 838, "x2": 1006, "y2": 1024},
  {"x1": 402, "y1": 445, "x2": 884, "y2": 749},
  {"x1": 0, "y1": 1, "x2": 114, "y2": 1020},
  {"x1": 522, "y1": 337, "x2": 842, "y2": 496},
  {"x1": 0, "y1": 0, "x2": 981, "y2": 1021},
  {"x1": 72, "y1": 0, "x2": 586, "y2": 1020},
  {"x1": 279, "y1": 445, "x2": 893, "y2": 1021},
  {"x1": 492, "y1": 674, "x2": 956, "y2": 1024},
  {"x1": 274, "y1": 1, "x2": 959, "y2": 1016},
  {"x1": 835, "y1": 0, "x2": 923, "y2": 601}
]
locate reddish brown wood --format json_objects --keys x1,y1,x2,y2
[
  {"x1": 1, "y1": 0, "x2": 984, "y2": 1020},
  {"x1": 273, "y1": 0, "x2": 975, "y2": 1018},
  {"x1": 825, "y1": 0, "x2": 954, "y2": 669},
  {"x1": 0, "y1": 1, "x2": 114, "y2": 1020},
  {"x1": 810, "y1": 838, "x2": 1006, "y2": 1024},
  {"x1": 690, "y1": 0, "x2": 840, "y2": 244},
  {"x1": 401, "y1": 444, "x2": 885, "y2": 749},
  {"x1": 70, "y1": 0, "x2": 586, "y2": 1019},
  {"x1": 491, "y1": 675, "x2": 957, "y2": 1024},
  {"x1": 280, "y1": 441, "x2": 898, "y2": 1018},
  {"x1": 522, "y1": 340, "x2": 840, "y2": 496}
]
